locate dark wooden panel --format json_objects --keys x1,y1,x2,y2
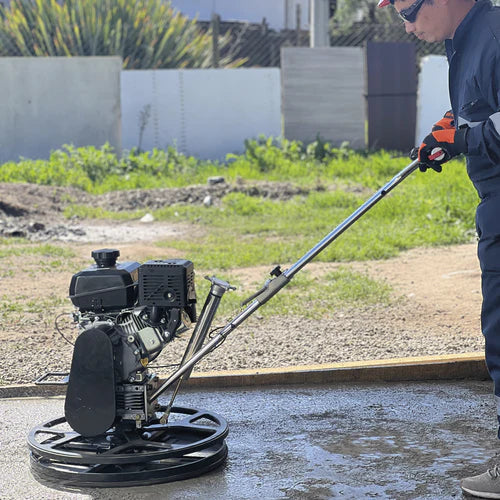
[
  {"x1": 365, "y1": 41, "x2": 417, "y2": 95},
  {"x1": 365, "y1": 41, "x2": 417, "y2": 151},
  {"x1": 366, "y1": 95, "x2": 417, "y2": 152}
]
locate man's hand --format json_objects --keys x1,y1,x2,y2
[
  {"x1": 432, "y1": 110, "x2": 455, "y2": 132},
  {"x1": 418, "y1": 127, "x2": 469, "y2": 172}
]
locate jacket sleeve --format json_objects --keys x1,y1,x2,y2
[{"x1": 466, "y1": 51, "x2": 500, "y2": 164}]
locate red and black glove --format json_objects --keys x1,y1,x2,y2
[
  {"x1": 418, "y1": 127, "x2": 469, "y2": 173},
  {"x1": 432, "y1": 110, "x2": 455, "y2": 132}
]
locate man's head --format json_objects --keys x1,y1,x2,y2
[{"x1": 378, "y1": 0, "x2": 476, "y2": 42}]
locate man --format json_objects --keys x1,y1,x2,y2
[{"x1": 378, "y1": 0, "x2": 500, "y2": 497}]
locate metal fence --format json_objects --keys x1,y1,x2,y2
[
  {"x1": 203, "y1": 17, "x2": 446, "y2": 68},
  {"x1": 0, "y1": 0, "x2": 468, "y2": 69},
  {"x1": 331, "y1": 23, "x2": 445, "y2": 58}
]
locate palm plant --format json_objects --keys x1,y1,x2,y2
[{"x1": 0, "y1": 0, "x2": 243, "y2": 68}]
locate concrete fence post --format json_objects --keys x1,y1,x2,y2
[
  {"x1": 310, "y1": 0, "x2": 330, "y2": 48},
  {"x1": 211, "y1": 13, "x2": 220, "y2": 68}
]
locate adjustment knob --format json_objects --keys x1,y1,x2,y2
[{"x1": 91, "y1": 248, "x2": 120, "y2": 268}]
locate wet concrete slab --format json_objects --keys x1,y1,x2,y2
[{"x1": 1, "y1": 380, "x2": 499, "y2": 499}]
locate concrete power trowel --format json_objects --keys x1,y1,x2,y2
[{"x1": 27, "y1": 159, "x2": 420, "y2": 489}]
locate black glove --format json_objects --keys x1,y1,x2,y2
[{"x1": 417, "y1": 127, "x2": 469, "y2": 172}]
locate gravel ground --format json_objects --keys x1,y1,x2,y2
[{"x1": 1, "y1": 299, "x2": 483, "y2": 386}]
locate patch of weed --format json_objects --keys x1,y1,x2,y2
[
  {"x1": 1, "y1": 141, "x2": 479, "y2": 270},
  {"x1": 0, "y1": 237, "x2": 28, "y2": 245},
  {"x1": 0, "y1": 293, "x2": 66, "y2": 316},
  {"x1": 64, "y1": 205, "x2": 145, "y2": 220},
  {"x1": 197, "y1": 267, "x2": 394, "y2": 320},
  {"x1": 156, "y1": 163, "x2": 477, "y2": 267},
  {"x1": 0, "y1": 244, "x2": 75, "y2": 259}
]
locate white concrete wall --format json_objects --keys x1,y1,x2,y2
[
  {"x1": 416, "y1": 55, "x2": 451, "y2": 144},
  {"x1": 170, "y1": 0, "x2": 310, "y2": 30},
  {"x1": 281, "y1": 47, "x2": 365, "y2": 148},
  {"x1": 0, "y1": 54, "x2": 451, "y2": 164},
  {"x1": 0, "y1": 57, "x2": 122, "y2": 163},
  {"x1": 121, "y1": 68, "x2": 281, "y2": 160}
]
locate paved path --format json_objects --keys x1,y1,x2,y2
[{"x1": 1, "y1": 380, "x2": 498, "y2": 499}]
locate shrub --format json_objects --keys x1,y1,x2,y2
[{"x1": 0, "y1": 0, "x2": 243, "y2": 69}]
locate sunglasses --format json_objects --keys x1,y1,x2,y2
[{"x1": 398, "y1": 0, "x2": 426, "y2": 23}]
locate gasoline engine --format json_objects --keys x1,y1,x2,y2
[{"x1": 65, "y1": 249, "x2": 196, "y2": 436}]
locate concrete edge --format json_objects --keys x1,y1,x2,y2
[{"x1": 0, "y1": 352, "x2": 489, "y2": 399}]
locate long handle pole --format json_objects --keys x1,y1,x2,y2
[
  {"x1": 285, "y1": 159, "x2": 419, "y2": 279},
  {"x1": 148, "y1": 159, "x2": 420, "y2": 403}
]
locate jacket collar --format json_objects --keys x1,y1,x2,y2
[{"x1": 451, "y1": 0, "x2": 492, "y2": 51}]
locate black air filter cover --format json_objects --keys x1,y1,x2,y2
[{"x1": 138, "y1": 260, "x2": 196, "y2": 315}]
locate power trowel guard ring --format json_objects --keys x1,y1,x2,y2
[
  {"x1": 28, "y1": 406, "x2": 229, "y2": 488},
  {"x1": 28, "y1": 406, "x2": 228, "y2": 465}
]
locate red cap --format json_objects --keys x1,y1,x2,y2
[{"x1": 377, "y1": 0, "x2": 392, "y2": 6}]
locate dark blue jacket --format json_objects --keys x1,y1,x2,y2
[{"x1": 446, "y1": 0, "x2": 500, "y2": 197}]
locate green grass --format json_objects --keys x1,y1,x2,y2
[
  {"x1": 0, "y1": 243, "x2": 76, "y2": 259},
  {"x1": 0, "y1": 237, "x2": 28, "y2": 245},
  {"x1": 0, "y1": 293, "x2": 66, "y2": 315},
  {"x1": 153, "y1": 160, "x2": 477, "y2": 268},
  {"x1": 63, "y1": 205, "x2": 145, "y2": 220},
  {"x1": 0, "y1": 139, "x2": 436, "y2": 193},
  {"x1": 194, "y1": 267, "x2": 393, "y2": 320},
  {"x1": 60, "y1": 153, "x2": 477, "y2": 269}
]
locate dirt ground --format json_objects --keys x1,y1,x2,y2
[{"x1": 0, "y1": 182, "x2": 485, "y2": 384}]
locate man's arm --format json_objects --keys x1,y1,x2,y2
[
  {"x1": 459, "y1": 51, "x2": 500, "y2": 164},
  {"x1": 466, "y1": 110, "x2": 500, "y2": 164}
]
